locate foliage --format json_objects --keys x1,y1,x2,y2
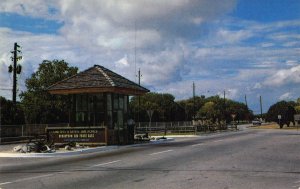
[
  {"x1": 131, "y1": 93, "x2": 253, "y2": 123},
  {"x1": 0, "y1": 96, "x2": 25, "y2": 125},
  {"x1": 265, "y1": 101, "x2": 296, "y2": 128},
  {"x1": 20, "y1": 60, "x2": 78, "y2": 124},
  {"x1": 225, "y1": 99, "x2": 253, "y2": 122},
  {"x1": 198, "y1": 101, "x2": 220, "y2": 122},
  {"x1": 129, "y1": 92, "x2": 185, "y2": 122},
  {"x1": 294, "y1": 106, "x2": 300, "y2": 114},
  {"x1": 177, "y1": 96, "x2": 206, "y2": 120}
]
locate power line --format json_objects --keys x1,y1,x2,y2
[{"x1": 0, "y1": 88, "x2": 12, "y2": 91}]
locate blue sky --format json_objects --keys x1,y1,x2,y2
[{"x1": 0, "y1": 0, "x2": 300, "y2": 114}]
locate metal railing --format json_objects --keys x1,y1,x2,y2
[
  {"x1": 135, "y1": 121, "x2": 195, "y2": 135},
  {"x1": 0, "y1": 123, "x2": 69, "y2": 138}
]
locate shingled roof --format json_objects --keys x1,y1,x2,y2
[{"x1": 47, "y1": 65, "x2": 149, "y2": 95}]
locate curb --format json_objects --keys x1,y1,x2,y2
[{"x1": 0, "y1": 138, "x2": 175, "y2": 158}]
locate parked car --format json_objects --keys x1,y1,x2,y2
[{"x1": 252, "y1": 119, "x2": 262, "y2": 126}]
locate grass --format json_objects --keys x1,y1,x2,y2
[{"x1": 251, "y1": 123, "x2": 300, "y2": 130}]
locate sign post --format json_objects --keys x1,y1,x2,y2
[
  {"x1": 231, "y1": 113, "x2": 237, "y2": 130},
  {"x1": 147, "y1": 110, "x2": 154, "y2": 134},
  {"x1": 278, "y1": 115, "x2": 282, "y2": 128},
  {"x1": 294, "y1": 114, "x2": 300, "y2": 133}
]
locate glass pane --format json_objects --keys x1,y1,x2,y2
[
  {"x1": 95, "y1": 94, "x2": 104, "y2": 111},
  {"x1": 119, "y1": 94, "x2": 124, "y2": 110},
  {"x1": 124, "y1": 95, "x2": 128, "y2": 113},
  {"x1": 88, "y1": 95, "x2": 94, "y2": 111},
  {"x1": 82, "y1": 94, "x2": 88, "y2": 111},
  {"x1": 107, "y1": 94, "x2": 112, "y2": 111},
  {"x1": 76, "y1": 95, "x2": 82, "y2": 111},
  {"x1": 107, "y1": 111, "x2": 113, "y2": 128},
  {"x1": 114, "y1": 94, "x2": 119, "y2": 109},
  {"x1": 118, "y1": 110, "x2": 123, "y2": 129}
]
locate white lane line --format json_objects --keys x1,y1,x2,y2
[
  {"x1": 291, "y1": 185, "x2": 300, "y2": 188},
  {"x1": 91, "y1": 160, "x2": 122, "y2": 167},
  {"x1": 191, "y1": 143, "x2": 205, "y2": 147},
  {"x1": 0, "y1": 174, "x2": 54, "y2": 186},
  {"x1": 149, "y1": 150, "x2": 174, "y2": 156},
  {"x1": 0, "y1": 182, "x2": 12, "y2": 186},
  {"x1": 294, "y1": 180, "x2": 300, "y2": 184},
  {"x1": 213, "y1": 139, "x2": 224, "y2": 143}
]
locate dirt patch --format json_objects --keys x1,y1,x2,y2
[{"x1": 251, "y1": 123, "x2": 300, "y2": 130}]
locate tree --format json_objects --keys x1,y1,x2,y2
[
  {"x1": 0, "y1": 96, "x2": 25, "y2": 125},
  {"x1": 226, "y1": 100, "x2": 253, "y2": 123},
  {"x1": 20, "y1": 60, "x2": 78, "y2": 124},
  {"x1": 198, "y1": 101, "x2": 221, "y2": 122},
  {"x1": 129, "y1": 92, "x2": 185, "y2": 122},
  {"x1": 177, "y1": 96, "x2": 206, "y2": 120},
  {"x1": 294, "y1": 98, "x2": 300, "y2": 114},
  {"x1": 266, "y1": 101, "x2": 296, "y2": 128}
]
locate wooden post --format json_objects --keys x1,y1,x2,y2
[{"x1": 105, "y1": 126, "x2": 108, "y2": 145}]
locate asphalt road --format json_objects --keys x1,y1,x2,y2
[{"x1": 0, "y1": 126, "x2": 299, "y2": 189}]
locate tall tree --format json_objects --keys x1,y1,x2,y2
[
  {"x1": 266, "y1": 101, "x2": 296, "y2": 128},
  {"x1": 20, "y1": 60, "x2": 78, "y2": 124},
  {"x1": 0, "y1": 96, "x2": 24, "y2": 125},
  {"x1": 130, "y1": 92, "x2": 185, "y2": 122}
]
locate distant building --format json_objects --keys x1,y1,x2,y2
[{"x1": 47, "y1": 65, "x2": 149, "y2": 145}]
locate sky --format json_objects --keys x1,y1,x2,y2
[{"x1": 0, "y1": 0, "x2": 300, "y2": 114}]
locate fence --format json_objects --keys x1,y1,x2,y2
[
  {"x1": 0, "y1": 121, "x2": 235, "y2": 143},
  {"x1": 135, "y1": 121, "x2": 196, "y2": 135},
  {"x1": 0, "y1": 123, "x2": 69, "y2": 143}
]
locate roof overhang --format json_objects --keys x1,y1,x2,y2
[{"x1": 48, "y1": 87, "x2": 149, "y2": 96}]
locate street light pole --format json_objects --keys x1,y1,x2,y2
[
  {"x1": 224, "y1": 90, "x2": 226, "y2": 123},
  {"x1": 193, "y1": 82, "x2": 195, "y2": 120}
]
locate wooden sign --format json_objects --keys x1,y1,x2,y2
[
  {"x1": 47, "y1": 127, "x2": 107, "y2": 145},
  {"x1": 294, "y1": 114, "x2": 300, "y2": 121}
]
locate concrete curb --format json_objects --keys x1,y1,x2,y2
[{"x1": 0, "y1": 138, "x2": 175, "y2": 158}]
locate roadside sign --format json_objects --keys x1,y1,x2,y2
[
  {"x1": 294, "y1": 114, "x2": 300, "y2": 121},
  {"x1": 278, "y1": 115, "x2": 282, "y2": 120},
  {"x1": 147, "y1": 110, "x2": 154, "y2": 119},
  {"x1": 231, "y1": 114, "x2": 236, "y2": 119}
]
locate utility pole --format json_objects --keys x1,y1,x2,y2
[
  {"x1": 224, "y1": 90, "x2": 226, "y2": 122},
  {"x1": 260, "y1": 95, "x2": 263, "y2": 120},
  {"x1": 8, "y1": 42, "x2": 22, "y2": 105},
  {"x1": 137, "y1": 68, "x2": 142, "y2": 122},
  {"x1": 193, "y1": 82, "x2": 195, "y2": 120},
  {"x1": 245, "y1": 94, "x2": 248, "y2": 108}
]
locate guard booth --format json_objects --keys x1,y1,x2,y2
[{"x1": 47, "y1": 65, "x2": 149, "y2": 145}]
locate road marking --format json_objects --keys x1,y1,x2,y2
[
  {"x1": 191, "y1": 143, "x2": 205, "y2": 147},
  {"x1": 0, "y1": 174, "x2": 54, "y2": 186},
  {"x1": 294, "y1": 180, "x2": 300, "y2": 184},
  {"x1": 91, "y1": 160, "x2": 122, "y2": 167},
  {"x1": 213, "y1": 139, "x2": 224, "y2": 143},
  {"x1": 149, "y1": 150, "x2": 173, "y2": 156},
  {"x1": 291, "y1": 186, "x2": 300, "y2": 188},
  {"x1": 0, "y1": 182, "x2": 12, "y2": 186}
]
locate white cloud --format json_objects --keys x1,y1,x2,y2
[
  {"x1": 279, "y1": 92, "x2": 293, "y2": 101},
  {"x1": 215, "y1": 29, "x2": 253, "y2": 45},
  {"x1": 253, "y1": 83, "x2": 262, "y2": 89},
  {"x1": 286, "y1": 60, "x2": 298, "y2": 67},
  {"x1": 115, "y1": 55, "x2": 129, "y2": 68},
  {"x1": 261, "y1": 43, "x2": 274, "y2": 48},
  {"x1": 264, "y1": 65, "x2": 300, "y2": 87}
]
